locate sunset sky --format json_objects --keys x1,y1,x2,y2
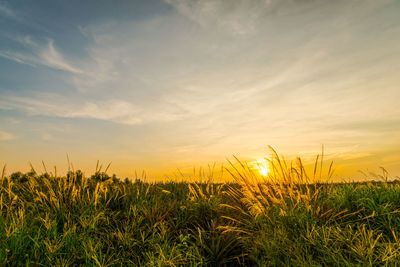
[{"x1": 1, "y1": 0, "x2": 400, "y2": 180}]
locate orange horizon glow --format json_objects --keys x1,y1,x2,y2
[{"x1": 1, "y1": 146, "x2": 399, "y2": 183}]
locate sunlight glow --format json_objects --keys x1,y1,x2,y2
[
  {"x1": 253, "y1": 159, "x2": 270, "y2": 177},
  {"x1": 258, "y1": 165, "x2": 269, "y2": 176}
]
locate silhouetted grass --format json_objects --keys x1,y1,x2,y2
[{"x1": 1, "y1": 149, "x2": 399, "y2": 266}]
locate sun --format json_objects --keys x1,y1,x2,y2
[
  {"x1": 258, "y1": 165, "x2": 270, "y2": 176},
  {"x1": 251, "y1": 159, "x2": 270, "y2": 176}
]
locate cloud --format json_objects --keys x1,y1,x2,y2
[
  {"x1": 0, "y1": 2, "x2": 18, "y2": 20},
  {"x1": 0, "y1": 130, "x2": 15, "y2": 141},
  {"x1": 342, "y1": 153, "x2": 374, "y2": 160},
  {"x1": 66, "y1": 101, "x2": 143, "y2": 124},
  {"x1": 164, "y1": 0, "x2": 276, "y2": 35},
  {"x1": 0, "y1": 50, "x2": 37, "y2": 67},
  {"x1": 11, "y1": 35, "x2": 38, "y2": 47},
  {"x1": 58, "y1": 0, "x2": 400, "y2": 143},
  {"x1": 0, "y1": 94, "x2": 185, "y2": 125},
  {"x1": 0, "y1": 38, "x2": 82, "y2": 73},
  {"x1": 0, "y1": 95, "x2": 137, "y2": 123},
  {"x1": 39, "y1": 40, "x2": 82, "y2": 74}
]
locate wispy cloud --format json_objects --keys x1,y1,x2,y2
[
  {"x1": 164, "y1": 0, "x2": 276, "y2": 35},
  {"x1": 0, "y1": 94, "x2": 185, "y2": 125},
  {"x1": 0, "y1": 38, "x2": 82, "y2": 73},
  {"x1": 0, "y1": 2, "x2": 18, "y2": 20},
  {"x1": 66, "y1": 100, "x2": 143, "y2": 124},
  {"x1": 10, "y1": 34, "x2": 37, "y2": 47},
  {"x1": 341, "y1": 153, "x2": 374, "y2": 160},
  {"x1": 53, "y1": 0, "x2": 400, "y2": 147},
  {"x1": 0, "y1": 50, "x2": 37, "y2": 67},
  {"x1": 39, "y1": 40, "x2": 82, "y2": 74},
  {"x1": 0, "y1": 130, "x2": 15, "y2": 141}
]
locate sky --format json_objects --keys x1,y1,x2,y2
[{"x1": 0, "y1": 0, "x2": 400, "y2": 181}]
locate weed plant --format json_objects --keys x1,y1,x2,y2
[{"x1": 0, "y1": 149, "x2": 400, "y2": 266}]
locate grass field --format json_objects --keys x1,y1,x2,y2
[{"x1": 1, "y1": 151, "x2": 400, "y2": 266}]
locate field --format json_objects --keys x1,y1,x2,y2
[{"x1": 1, "y1": 152, "x2": 400, "y2": 266}]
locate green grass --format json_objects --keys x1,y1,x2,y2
[{"x1": 1, "y1": 152, "x2": 400, "y2": 266}]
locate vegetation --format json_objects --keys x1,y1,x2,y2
[{"x1": 1, "y1": 149, "x2": 400, "y2": 266}]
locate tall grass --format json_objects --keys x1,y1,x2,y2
[{"x1": 0, "y1": 150, "x2": 399, "y2": 266}]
